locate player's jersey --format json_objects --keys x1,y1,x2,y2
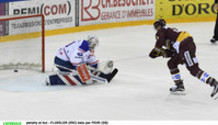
[
  {"x1": 155, "y1": 26, "x2": 180, "y2": 49},
  {"x1": 55, "y1": 39, "x2": 98, "y2": 67},
  {"x1": 155, "y1": 26, "x2": 191, "y2": 53}
]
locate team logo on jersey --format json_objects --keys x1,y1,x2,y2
[{"x1": 77, "y1": 52, "x2": 83, "y2": 56}]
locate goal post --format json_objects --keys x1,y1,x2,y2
[{"x1": 0, "y1": 14, "x2": 45, "y2": 72}]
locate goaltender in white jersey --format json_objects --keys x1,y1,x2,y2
[
  {"x1": 55, "y1": 39, "x2": 99, "y2": 70},
  {"x1": 46, "y1": 35, "x2": 118, "y2": 86}
]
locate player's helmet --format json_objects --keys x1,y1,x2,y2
[
  {"x1": 153, "y1": 19, "x2": 166, "y2": 29},
  {"x1": 87, "y1": 35, "x2": 99, "y2": 51}
]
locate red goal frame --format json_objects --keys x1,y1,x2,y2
[{"x1": 0, "y1": 14, "x2": 45, "y2": 72}]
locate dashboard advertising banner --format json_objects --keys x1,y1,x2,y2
[
  {"x1": 0, "y1": 0, "x2": 26, "y2": 4},
  {"x1": 156, "y1": 0, "x2": 216, "y2": 19},
  {"x1": 80, "y1": 0, "x2": 155, "y2": 26},
  {"x1": 0, "y1": 4, "x2": 6, "y2": 36},
  {"x1": 8, "y1": 0, "x2": 75, "y2": 32}
]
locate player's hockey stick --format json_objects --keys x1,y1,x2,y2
[{"x1": 55, "y1": 64, "x2": 108, "y2": 84}]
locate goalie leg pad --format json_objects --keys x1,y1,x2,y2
[
  {"x1": 48, "y1": 74, "x2": 67, "y2": 85},
  {"x1": 54, "y1": 57, "x2": 76, "y2": 71},
  {"x1": 47, "y1": 74, "x2": 92, "y2": 86}
]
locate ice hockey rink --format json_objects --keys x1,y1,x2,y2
[{"x1": 1, "y1": 22, "x2": 218, "y2": 121}]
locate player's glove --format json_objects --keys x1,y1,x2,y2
[
  {"x1": 149, "y1": 47, "x2": 162, "y2": 58},
  {"x1": 161, "y1": 49, "x2": 175, "y2": 58},
  {"x1": 149, "y1": 48, "x2": 175, "y2": 58}
]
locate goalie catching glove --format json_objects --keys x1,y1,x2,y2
[{"x1": 97, "y1": 60, "x2": 114, "y2": 74}]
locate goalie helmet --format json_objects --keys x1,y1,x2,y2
[
  {"x1": 87, "y1": 35, "x2": 99, "y2": 51},
  {"x1": 153, "y1": 19, "x2": 166, "y2": 30}
]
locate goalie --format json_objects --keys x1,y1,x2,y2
[{"x1": 46, "y1": 35, "x2": 118, "y2": 86}]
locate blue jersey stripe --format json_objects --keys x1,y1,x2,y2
[{"x1": 79, "y1": 40, "x2": 89, "y2": 52}]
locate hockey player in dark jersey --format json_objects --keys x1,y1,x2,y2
[
  {"x1": 210, "y1": 0, "x2": 218, "y2": 43},
  {"x1": 149, "y1": 19, "x2": 218, "y2": 98}
]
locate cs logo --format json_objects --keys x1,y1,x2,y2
[{"x1": 77, "y1": 52, "x2": 83, "y2": 56}]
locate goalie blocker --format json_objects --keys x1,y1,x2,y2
[{"x1": 46, "y1": 61, "x2": 118, "y2": 86}]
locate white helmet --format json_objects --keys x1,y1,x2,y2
[{"x1": 87, "y1": 35, "x2": 99, "y2": 51}]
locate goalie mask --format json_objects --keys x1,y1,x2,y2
[{"x1": 87, "y1": 35, "x2": 99, "y2": 52}]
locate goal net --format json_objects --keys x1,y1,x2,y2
[{"x1": 0, "y1": 14, "x2": 45, "y2": 72}]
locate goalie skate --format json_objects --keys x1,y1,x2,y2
[{"x1": 45, "y1": 77, "x2": 50, "y2": 86}]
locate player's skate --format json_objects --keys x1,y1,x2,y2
[
  {"x1": 170, "y1": 81, "x2": 185, "y2": 95},
  {"x1": 211, "y1": 81, "x2": 218, "y2": 99},
  {"x1": 210, "y1": 38, "x2": 217, "y2": 43}
]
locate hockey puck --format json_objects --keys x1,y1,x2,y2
[{"x1": 14, "y1": 70, "x2": 18, "y2": 73}]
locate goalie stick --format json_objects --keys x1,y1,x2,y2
[
  {"x1": 107, "y1": 68, "x2": 118, "y2": 83},
  {"x1": 55, "y1": 64, "x2": 108, "y2": 84},
  {"x1": 85, "y1": 63, "x2": 118, "y2": 83}
]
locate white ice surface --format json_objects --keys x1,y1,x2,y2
[{"x1": 1, "y1": 22, "x2": 218, "y2": 120}]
